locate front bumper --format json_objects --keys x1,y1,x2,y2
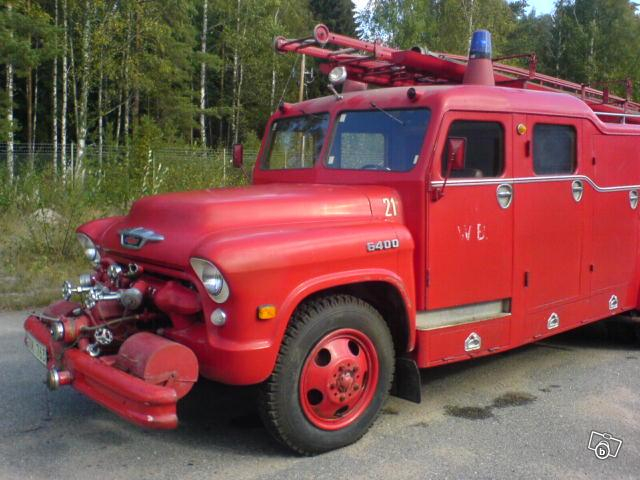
[{"x1": 24, "y1": 315, "x2": 181, "y2": 429}]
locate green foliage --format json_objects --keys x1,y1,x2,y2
[
  {"x1": 550, "y1": 0, "x2": 640, "y2": 92},
  {"x1": 358, "y1": 0, "x2": 519, "y2": 55},
  {"x1": 310, "y1": 0, "x2": 357, "y2": 35},
  {"x1": 0, "y1": 1, "x2": 57, "y2": 73}
]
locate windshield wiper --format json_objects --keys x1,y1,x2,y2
[{"x1": 370, "y1": 102, "x2": 404, "y2": 125}]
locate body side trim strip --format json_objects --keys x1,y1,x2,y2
[{"x1": 430, "y1": 175, "x2": 640, "y2": 193}]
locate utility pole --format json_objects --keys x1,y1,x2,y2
[
  {"x1": 298, "y1": 54, "x2": 306, "y2": 102},
  {"x1": 298, "y1": 54, "x2": 307, "y2": 167}
]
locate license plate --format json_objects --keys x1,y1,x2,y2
[{"x1": 25, "y1": 333, "x2": 48, "y2": 367}]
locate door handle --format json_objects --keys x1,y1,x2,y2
[
  {"x1": 496, "y1": 184, "x2": 513, "y2": 209},
  {"x1": 571, "y1": 180, "x2": 584, "y2": 202},
  {"x1": 630, "y1": 190, "x2": 638, "y2": 210}
]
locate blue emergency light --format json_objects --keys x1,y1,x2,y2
[{"x1": 469, "y1": 30, "x2": 492, "y2": 59}]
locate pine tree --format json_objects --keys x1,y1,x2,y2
[{"x1": 310, "y1": 0, "x2": 357, "y2": 35}]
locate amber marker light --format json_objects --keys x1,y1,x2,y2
[
  {"x1": 517, "y1": 123, "x2": 527, "y2": 135},
  {"x1": 258, "y1": 305, "x2": 277, "y2": 320}
]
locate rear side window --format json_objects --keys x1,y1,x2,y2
[
  {"x1": 533, "y1": 124, "x2": 576, "y2": 175},
  {"x1": 442, "y1": 121, "x2": 504, "y2": 178}
]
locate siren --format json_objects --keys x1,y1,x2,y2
[{"x1": 463, "y1": 30, "x2": 495, "y2": 87}]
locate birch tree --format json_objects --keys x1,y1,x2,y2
[
  {"x1": 61, "y1": 0, "x2": 68, "y2": 177},
  {"x1": 200, "y1": 0, "x2": 208, "y2": 146},
  {"x1": 52, "y1": 0, "x2": 58, "y2": 173},
  {"x1": 75, "y1": 0, "x2": 94, "y2": 175},
  {"x1": 6, "y1": 2, "x2": 14, "y2": 183}
]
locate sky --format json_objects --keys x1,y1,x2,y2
[{"x1": 352, "y1": 0, "x2": 557, "y2": 16}]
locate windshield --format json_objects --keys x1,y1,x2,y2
[
  {"x1": 262, "y1": 113, "x2": 329, "y2": 169},
  {"x1": 326, "y1": 109, "x2": 431, "y2": 171}
]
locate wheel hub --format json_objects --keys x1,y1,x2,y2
[
  {"x1": 299, "y1": 328, "x2": 379, "y2": 430},
  {"x1": 336, "y1": 367, "x2": 355, "y2": 393}
]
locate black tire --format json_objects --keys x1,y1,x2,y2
[{"x1": 258, "y1": 295, "x2": 395, "y2": 455}]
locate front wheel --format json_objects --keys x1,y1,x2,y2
[{"x1": 258, "y1": 295, "x2": 395, "y2": 455}]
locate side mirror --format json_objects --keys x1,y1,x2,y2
[
  {"x1": 232, "y1": 143, "x2": 244, "y2": 168},
  {"x1": 446, "y1": 137, "x2": 466, "y2": 171},
  {"x1": 432, "y1": 137, "x2": 467, "y2": 202}
]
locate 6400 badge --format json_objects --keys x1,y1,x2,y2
[{"x1": 366, "y1": 239, "x2": 400, "y2": 252}]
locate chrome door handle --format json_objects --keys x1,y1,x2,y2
[
  {"x1": 630, "y1": 190, "x2": 638, "y2": 210},
  {"x1": 571, "y1": 180, "x2": 584, "y2": 202},
  {"x1": 496, "y1": 184, "x2": 513, "y2": 209}
]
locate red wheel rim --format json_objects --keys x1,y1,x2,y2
[{"x1": 299, "y1": 328, "x2": 379, "y2": 431}]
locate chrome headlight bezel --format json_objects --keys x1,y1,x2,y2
[
  {"x1": 77, "y1": 233, "x2": 101, "y2": 265},
  {"x1": 190, "y1": 258, "x2": 230, "y2": 303}
]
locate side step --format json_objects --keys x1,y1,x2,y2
[{"x1": 416, "y1": 299, "x2": 511, "y2": 331}]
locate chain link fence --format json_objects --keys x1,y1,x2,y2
[{"x1": 0, "y1": 143, "x2": 259, "y2": 190}]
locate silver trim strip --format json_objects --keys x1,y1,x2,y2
[
  {"x1": 416, "y1": 299, "x2": 511, "y2": 331},
  {"x1": 430, "y1": 175, "x2": 640, "y2": 193},
  {"x1": 594, "y1": 112, "x2": 640, "y2": 119}
]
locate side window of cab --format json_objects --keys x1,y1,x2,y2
[
  {"x1": 532, "y1": 124, "x2": 576, "y2": 175},
  {"x1": 441, "y1": 121, "x2": 504, "y2": 178}
]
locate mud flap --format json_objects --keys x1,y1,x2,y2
[{"x1": 390, "y1": 357, "x2": 421, "y2": 403}]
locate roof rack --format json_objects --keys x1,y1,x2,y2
[{"x1": 275, "y1": 25, "x2": 640, "y2": 125}]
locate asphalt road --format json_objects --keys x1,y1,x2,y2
[{"x1": 2, "y1": 309, "x2": 640, "y2": 480}]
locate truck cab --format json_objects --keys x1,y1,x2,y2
[{"x1": 23, "y1": 26, "x2": 640, "y2": 455}]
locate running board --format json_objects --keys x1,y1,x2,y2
[{"x1": 416, "y1": 299, "x2": 511, "y2": 331}]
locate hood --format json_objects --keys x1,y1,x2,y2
[{"x1": 97, "y1": 183, "x2": 393, "y2": 268}]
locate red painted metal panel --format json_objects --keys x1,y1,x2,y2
[
  {"x1": 590, "y1": 134, "x2": 640, "y2": 296},
  {"x1": 514, "y1": 116, "x2": 586, "y2": 312},
  {"x1": 426, "y1": 111, "x2": 514, "y2": 309},
  {"x1": 413, "y1": 316, "x2": 510, "y2": 368}
]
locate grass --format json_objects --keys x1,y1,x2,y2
[{"x1": 0, "y1": 203, "x2": 114, "y2": 311}]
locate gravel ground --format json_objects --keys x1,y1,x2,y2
[{"x1": 2, "y1": 309, "x2": 639, "y2": 480}]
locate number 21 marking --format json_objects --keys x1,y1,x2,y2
[{"x1": 383, "y1": 197, "x2": 398, "y2": 217}]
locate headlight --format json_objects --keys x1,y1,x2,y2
[
  {"x1": 190, "y1": 258, "x2": 230, "y2": 303},
  {"x1": 77, "y1": 233, "x2": 101, "y2": 265}
]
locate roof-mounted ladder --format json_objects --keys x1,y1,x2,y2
[{"x1": 275, "y1": 24, "x2": 640, "y2": 124}]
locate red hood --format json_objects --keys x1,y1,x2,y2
[{"x1": 94, "y1": 183, "x2": 398, "y2": 269}]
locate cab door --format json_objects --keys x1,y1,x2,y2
[
  {"x1": 512, "y1": 115, "x2": 587, "y2": 338},
  {"x1": 426, "y1": 112, "x2": 514, "y2": 311}
]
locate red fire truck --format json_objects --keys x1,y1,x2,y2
[{"x1": 23, "y1": 25, "x2": 640, "y2": 454}]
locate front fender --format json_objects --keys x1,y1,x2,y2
[
  {"x1": 77, "y1": 216, "x2": 125, "y2": 244},
  {"x1": 278, "y1": 267, "x2": 416, "y2": 350},
  {"x1": 186, "y1": 220, "x2": 415, "y2": 384}
]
